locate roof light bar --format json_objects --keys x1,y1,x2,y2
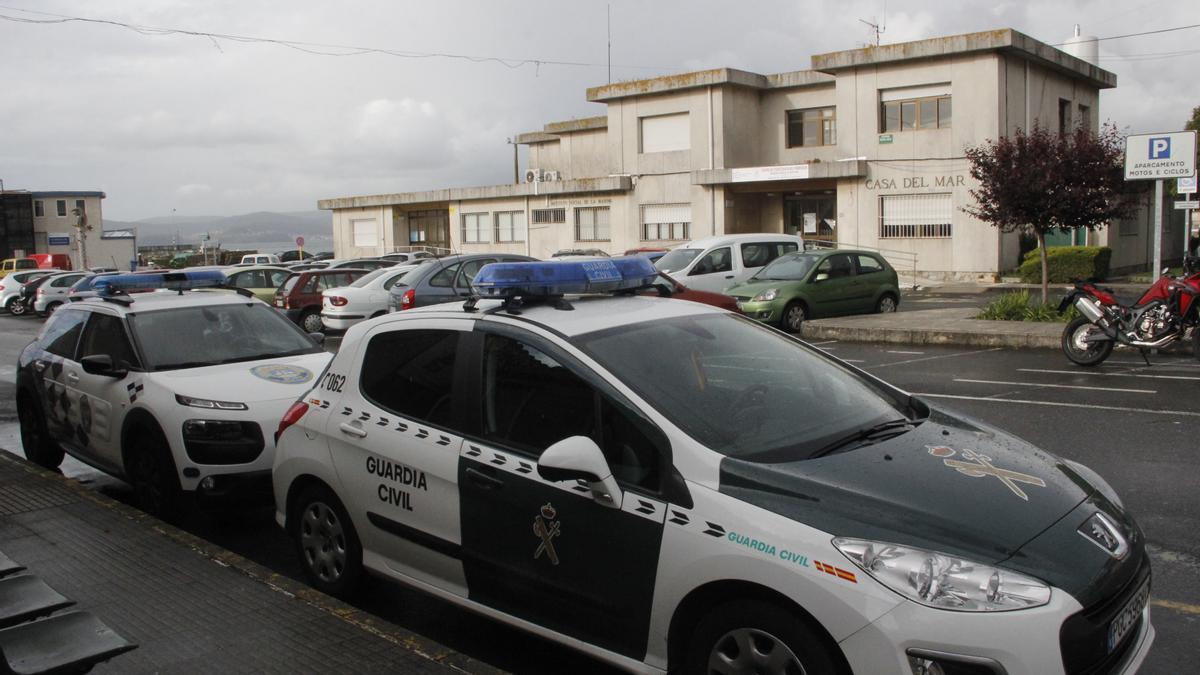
[
  {"x1": 471, "y1": 257, "x2": 658, "y2": 298},
  {"x1": 93, "y1": 270, "x2": 228, "y2": 296}
]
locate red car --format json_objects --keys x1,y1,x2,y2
[
  {"x1": 275, "y1": 268, "x2": 369, "y2": 332},
  {"x1": 640, "y1": 272, "x2": 740, "y2": 312}
]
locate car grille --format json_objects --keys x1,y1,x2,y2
[
  {"x1": 730, "y1": 296, "x2": 752, "y2": 303},
  {"x1": 1059, "y1": 553, "x2": 1150, "y2": 675}
]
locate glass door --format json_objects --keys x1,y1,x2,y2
[{"x1": 785, "y1": 195, "x2": 836, "y2": 245}]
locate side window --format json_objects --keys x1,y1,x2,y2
[
  {"x1": 382, "y1": 273, "x2": 406, "y2": 290},
  {"x1": 779, "y1": 242, "x2": 799, "y2": 256},
  {"x1": 428, "y1": 263, "x2": 461, "y2": 288},
  {"x1": 456, "y1": 259, "x2": 493, "y2": 290},
  {"x1": 232, "y1": 271, "x2": 259, "y2": 288},
  {"x1": 79, "y1": 313, "x2": 141, "y2": 369},
  {"x1": 740, "y1": 243, "x2": 770, "y2": 269},
  {"x1": 828, "y1": 254, "x2": 856, "y2": 279},
  {"x1": 690, "y1": 247, "x2": 732, "y2": 275},
  {"x1": 41, "y1": 310, "x2": 89, "y2": 359},
  {"x1": 814, "y1": 258, "x2": 833, "y2": 280},
  {"x1": 302, "y1": 276, "x2": 320, "y2": 293},
  {"x1": 856, "y1": 255, "x2": 884, "y2": 274},
  {"x1": 52, "y1": 275, "x2": 79, "y2": 288},
  {"x1": 268, "y1": 270, "x2": 290, "y2": 286},
  {"x1": 360, "y1": 329, "x2": 459, "y2": 427},
  {"x1": 482, "y1": 334, "x2": 661, "y2": 491}
]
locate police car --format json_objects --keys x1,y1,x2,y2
[
  {"x1": 16, "y1": 271, "x2": 332, "y2": 518},
  {"x1": 272, "y1": 258, "x2": 1152, "y2": 675}
]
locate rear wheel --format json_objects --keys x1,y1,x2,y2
[
  {"x1": 41, "y1": 301, "x2": 61, "y2": 317},
  {"x1": 292, "y1": 484, "x2": 363, "y2": 598},
  {"x1": 125, "y1": 422, "x2": 184, "y2": 521},
  {"x1": 780, "y1": 302, "x2": 806, "y2": 334},
  {"x1": 18, "y1": 392, "x2": 64, "y2": 470},
  {"x1": 684, "y1": 599, "x2": 839, "y2": 675},
  {"x1": 300, "y1": 308, "x2": 323, "y2": 333},
  {"x1": 1062, "y1": 316, "x2": 1114, "y2": 367},
  {"x1": 875, "y1": 293, "x2": 898, "y2": 313},
  {"x1": 8, "y1": 297, "x2": 28, "y2": 316}
]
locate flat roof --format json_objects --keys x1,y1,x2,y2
[
  {"x1": 516, "y1": 116, "x2": 608, "y2": 145},
  {"x1": 318, "y1": 175, "x2": 632, "y2": 211},
  {"x1": 30, "y1": 191, "x2": 107, "y2": 198}
]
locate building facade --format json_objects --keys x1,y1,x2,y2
[
  {"x1": 0, "y1": 190, "x2": 136, "y2": 269},
  {"x1": 321, "y1": 29, "x2": 1176, "y2": 279}
]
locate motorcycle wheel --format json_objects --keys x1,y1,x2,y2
[{"x1": 1062, "y1": 316, "x2": 1114, "y2": 367}]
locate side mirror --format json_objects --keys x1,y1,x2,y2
[
  {"x1": 537, "y1": 436, "x2": 622, "y2": 509},
  {"x1": 814, "y1": 272, "x2": 830, "y2": 282},
  {"x1": 308, "y1": 332, "x2": 326, "y2": 346},
  {"x1": 80, "y1": 354, "x2": 128, "y2": 379}
]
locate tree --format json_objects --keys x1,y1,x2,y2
[
  {"x1": 1186, "y1": 105, "x2": 1200, "y2": 132},
  {"x1": 963, "y1": 122, "x2": 1133, "y2": 304}
]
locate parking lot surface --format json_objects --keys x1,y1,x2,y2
[{"x1": 1, "y1": 309, "x2": 1196, "y2": 673}]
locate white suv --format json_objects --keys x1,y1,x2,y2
[
  {"x1": 16, "y1": 273, "x2": 332, "y2": 518},
  {"x1": 272, "y1": 259, "x2": 1152, "y2": 675}
]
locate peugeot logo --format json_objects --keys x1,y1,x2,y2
[{"x1": 1078, "y1": 512, "x2": 1129, "y2": 560}]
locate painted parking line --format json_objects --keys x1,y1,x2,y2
[
  {"x1": 808, "y1": 340, "x2": 839, "y2": 346},
  {"x1": 1017, "y1": 368, "x2": 1200, "y2": 382},
  {"x1": 870, "y1": 347, "x2": 1003, "y2": 369},
  {"x1": 953, "y1": 379, "x2": 1155, "y2": 394},
  {"x1": 914, "y1": 393, "x2": 1200, "y2": 418},
  {"x1": 1151, "y1": 599, "x2": 1200, "y2": 617},
  {"x1": 841, "y1": 359, "x2": 865, "y2": 363},
  {"x1": 1105, "y1": 359, "x2": 1200, "y2": 368},
  {"x1": 886, "y1": 350, "x2": 925, "y2": 355}
]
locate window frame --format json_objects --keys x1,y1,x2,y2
[
  {"x1": 574, "y1": 206, "x2": 611, "y2": 242},
  {"x1": 878, "y1": 193, "x2": 954, "y2": 239},
  {"x1": 531, "y1": 208, "x2": 566, "y2": 225},
  {"x1": 460, "y1": 212, "x2": 491, "y2": 244},
  {"x1": 40, "y1": 308, "x2": 89, "y2": 360},
  {"x1": 358, "y1": 326, "x2": 468, "y2": 431},
  {"x1": 786, "y1": 106, "x2": 837, "y2": 148},
  {"x1": 34, "y1": 200, "x2": 44, "y2": 217},
  {"x1": 78, "y1": 311, "x2": 142, "y2": 370},
  {"x1": 881, "y1": 95, "x2": 951, "y2": 133},
  {"x1": 56, "y1": 200, "x2": 67, "y2": 217},
  {"x1": 493, "y1": 211, "x2": 526, "y2": 243}
]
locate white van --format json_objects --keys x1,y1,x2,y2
[
  {"x1": 239, "y1": 253, "x2": 282, "y2": 266},
  {"x1": 654, "y1": 233, "x2": 804, "y2": 293}
]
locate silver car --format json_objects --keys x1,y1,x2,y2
[
  {"x1": 33, "y1": 272, "x2": 91, "y2": 316},
  {"x1": 0, "y1": 270, "x2": 54, "y2": 315}
]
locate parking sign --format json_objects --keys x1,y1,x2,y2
[{"x1": 1125, "y1": 131, "x2": 1196, "y2": 180}]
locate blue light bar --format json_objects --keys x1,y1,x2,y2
[
  {"x1": 93, "y1": 270, "x2": 228, "y2": 295},
  {"x1": 472, "y1": 257, "x2": 657, "y2": 297}
]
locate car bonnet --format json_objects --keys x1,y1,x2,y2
[{"x1": 147, "y1": 352, "x2": 332, "y2": 403}]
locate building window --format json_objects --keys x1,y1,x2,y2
[
  {"x1": 786, "y1": 107, "x2": 836, "y2": 147},
  {"x1": 879, "y1": 193, "x2": 952, "y2": 238},
  {"x1": 461, "y1": 212, "x2": 490, "y2": 244},
  {"x1": 75, "y1": 199, "x2": 85, "y2": 213},
  {"x1": 881, "y1": 96, "x2": 951, "y2": 132},
  {"x1": 639, "y1": 112, "x2": 690, "y2": 153},
  {"x1": 1059, "y1": 99, "x2": 1072, "y2": 133},
  {"x1": 34, "y1": 200, "x2": 44, "y2": 217},
  {"x1": 494, "y1": 211, "x2": 526, "y2": 243},
  {"x1": 575, "y1": 207, "x2": 610, "y2": 241},
  {"x1": 531, "y1": 208, "x2": 565, "y2": 224},
  {"x1": 1078, "y1": 104, "x2": 1091, "y2": 131},
  {"x1": 56, "y1": 200, "x2": 67, "y2": 217},
  {"x1": 351, "y1": 218, "x2": 377, "y2": 247},
  {"x1": 641, "y1": 204, "x2": 691, "y2": 241}
]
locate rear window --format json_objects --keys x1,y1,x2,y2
[
  {"x1": 17, "y1": 259, "x2": 38, "y2": 270},
  {"x1": 280, "y1": 274, "x2": 302, "y2": 295}
]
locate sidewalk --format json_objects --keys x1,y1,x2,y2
[
  {"x1": 0, "y1": 452, "x2": 498, "y2": 675},
  {"x1": 804, "y1": 308, "x2": 1065, "y2": 349}
]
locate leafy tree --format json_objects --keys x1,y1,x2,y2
[
  {"x1": 1186, "y1": 105, "x2": 1200, "y2": 132},
  {"x1": 963, "y1": 123, "x2": 1134, "y2": 304}
]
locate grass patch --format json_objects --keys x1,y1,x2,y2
[{"x1": 976, "y1": 290, "x2": 1078, "y2": 322}]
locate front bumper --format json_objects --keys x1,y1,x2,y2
[
  {"x1": 734, "y1": 299, "x2": 785, "y2": 325},
  {"x1": 192, "y1": 469, "x2": 274, "y2": 508}
]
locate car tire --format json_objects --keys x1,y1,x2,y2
[
  {"x1": 7, "y1": 297, "x2": 28, "y2": 316},
  {"x1": 875, "y1": 293, "x2": 898, "y2": 313},
  {"x1": 780, "y1": 301, "x2": 806, "y2": 334},
  {"x1": 300, "y1": 308, "x2": 324, "y2": 333},
  {"x1": 125, "y1": 421, "x2": 185, "y2": 521},
  {"x1": 684, "y1": 599, "x2": 840, "y2": 675},
  {"x1": 1061, "y1": 316, "x2": 1114, "y2": 367},
  {"x1": 291, "y1": 484, "x2": 364, "y2": 599},
  {"x1": 42, "y1": 301, "x2": 61, "y2": 317},
  {"x1": 18, "y1": 391, "x2": 65, "y2": 470}
]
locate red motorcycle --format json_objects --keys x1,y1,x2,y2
[{"x1": 1059, "y1": 257, "x2": 1200, "y2": 366}]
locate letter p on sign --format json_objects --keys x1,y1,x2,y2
[{"x1": 1150, "y1": 137, "x2": 1172, "y2": 159}]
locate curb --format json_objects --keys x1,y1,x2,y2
[
  {"x1": 0, "y1": 451, "x2": 503, "y2": 675},
  {"x1": 802, "y1": 324, "x2": 1062, "y2": 349}
]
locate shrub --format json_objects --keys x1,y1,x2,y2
[
  {"x1": 977, "y1": 291, "x2": 1077, "y2": 323},
  {"x1": 1019, "y1": 246, "x2": 1111, "y2": 283}
]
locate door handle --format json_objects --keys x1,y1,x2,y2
[
  {"x1": 724, "y1": 274, "x2": 734, "y2": 279},
  {"x1": 338, "y1": 422, "x2": 368, "y2": 438},
  {"x1": 34, "y1": 360, "x2": 47, "y2": 373},
  {"x1": 65, "y1": 372, "x2": 80, "y2": 385},
  {"x1": 465, "y1": 466, "x2": 504, "y2": 491}
]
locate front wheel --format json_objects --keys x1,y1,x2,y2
[
  {"x1": 300, "y1": 309, "x2": 323, "y2": 333},
  {"x1": 41, "y1": 301, "x2": 61, "y2": 317},
  {"x1": 292, "y1": 484, "x2": 363, "y2": 599},
  {"x1": 684, "y1": 600, "x2": 840, "y2": 675},
  {"x1": 780, "y1": 302, "x2": 806, "y2": 334},
  {"x1": 125, "y1": 423, "x2": 184, "y2": 521},
  {"x1": 1062, "y1": 316, "x2": 1114, "y2": 367},
  {"x1": 18, "y1": 392, "x2": 64, "y2": 470}
]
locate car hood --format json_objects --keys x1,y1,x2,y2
[
  {"x1": 719, "y1": 408, "x2": 1092, "y2": 566},
  {"x1": 145, "y1": 352, "x2": 332, "y2": 404},
  {"x1": 725, "y1": 278, "x2": 802, "y2": 297}
]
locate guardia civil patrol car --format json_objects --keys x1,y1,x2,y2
[
  {"x1": 16, "y1": 271, "x2": 332, "y2": 518},
  {"x1": 272, "y1": 258, "x2": 1153, "y2": 675}
]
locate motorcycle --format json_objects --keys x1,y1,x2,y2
[{"x1": 1058, "y1": 256, "x2": 1200, "y2": 366}]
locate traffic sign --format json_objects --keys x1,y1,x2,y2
[
  {"x1": 1124, "y1": 131, "x2": 1197, "y2": 180},
  {"x1": 1180, "y1": 175, "x2": 1198, "y2": 194},
  {"x1": 295, "y1": 236, "x2": 305, "y2": 248},
  {"x1": 1175, "y1": 200, "x2": 1199, "y2": 210}
]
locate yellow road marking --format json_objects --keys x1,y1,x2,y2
[{"x1": 1152, "y1": 599, "x2": 1200, "y2": 616}]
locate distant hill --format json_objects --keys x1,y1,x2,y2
[{"x1": 106, "y1": 210, "x2": 332, "y2": 246}]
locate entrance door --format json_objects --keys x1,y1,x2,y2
[{"x1": 785, "y1": 195, "x2": 836, "y2": 244}]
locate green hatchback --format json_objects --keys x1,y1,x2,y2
[{"x1": 727, "y1": 249, "x2": 900, "y2": 332}]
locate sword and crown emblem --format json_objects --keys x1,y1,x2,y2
[{"x1": 927, "y1": 446, "x2": 1047, "y2": 501}]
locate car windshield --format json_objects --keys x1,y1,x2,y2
[
  {"x1": 574, "y1": 313, "x2": 911, "y2": 463},
  {"x1": 754, "y1": 252, "x2": 821, "y2": 281},
  {"x1": 129, "y1": 302, "x2": 322, "y2": 371},
  {"x1": 350, "y1": 268, "x2": 390, "y2": 288},
  {"x1": 655, "y1": 248, "x2": 702, "y2": 273}
]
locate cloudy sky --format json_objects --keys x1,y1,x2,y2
[{"x1": 2, "y1": 0, "x2": 1196, "y2": 221}]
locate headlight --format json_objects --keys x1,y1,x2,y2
[
  {"x1": 833, "y1": 538, "x2": 1050, "y2": 611},
  {"x1": 175, "y1": 394, "x2": 248, "y2": 411},
  {"x1": 752, "y1": 288, "x2": 779, "y2": 302}
]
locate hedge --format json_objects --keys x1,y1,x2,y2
[{"x1": 1019, "y1": 246, "x2": 1111, "y2": 283}]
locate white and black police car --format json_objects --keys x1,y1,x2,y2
[
  {"x1": 16, "y1": 270, "x2": 332, "y2": 517},
  {"x1": 272, "y1": 257, "x2": 1152, "y2": 675}
]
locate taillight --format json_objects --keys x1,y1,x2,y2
[
  {"x1": 36, "y1": 287, "x2": 45, "y2": 296},
  {"x1": 400, "y1": 288, "x2": 415, "y2": 310},
  {"x1": 329, "y1": 296, "x2": 348, "y2": 307},
  {"x1": 275, "y1": 400, "x2": 309, "y2": 443}
]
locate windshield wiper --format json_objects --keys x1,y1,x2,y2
[
  {"x1": 218, "y1": 349, "x2": 314, "y2": 365},
  {"x1": 154, "y1": 361, "x2": 220, "y2": 371},
  {"x1": 811, "y1": 418, "x2": 919, "y2": 458}
]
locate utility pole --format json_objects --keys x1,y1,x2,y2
[
  {"x1": 506, "y1": 137, "x2": 519, "y2": 184},
  {"x1": 607, "y1": 4, "x2": 611, "y2": 84}
]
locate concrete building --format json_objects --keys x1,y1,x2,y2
[
  {"x1": 320, "y1": 28, "x2": 1176, "y2": 279},
  {"x1": 0, "y1": 190, "x2": 137, "y2": 270}
]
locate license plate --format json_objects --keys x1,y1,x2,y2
[{"x1": 1107, "y1": 579, "x2": 1149, "y2": 653}]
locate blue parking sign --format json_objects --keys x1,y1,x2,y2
[{"x1": 1149, "y1": 137, "x2": 1171, "y2": 159}]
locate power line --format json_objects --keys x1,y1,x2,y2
[
  {"x1": 1051, "y1": 23, "x2": 1200, "y2": 46},
  {"x1": 0, "y1": 4, "x2": 667, "y2": 72}
]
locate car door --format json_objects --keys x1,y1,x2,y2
[
  {"x1": 418, "y1": 261, "x2": 463, "y2": 306},
  {"x1": 458, "y1": 325, "x2": 667, "y2": 660},
  {"x1": 71, "y1": 311, "x2": 141, "y2": 469},
  {"x1": 853, "y1": 254, "x2": 887, "y2": 312},
  {"x1": 452, "y1": 258, "x2": 495, "y2": 298},
  {"x1": 685, "y1": 246, "x2": 734, "y2": 293},
  {"x1": 30, "y1": 309, "x2": 90, "y2": 448},
  {"x1": 325, "y1": 321, "x2": 472, "y2": 594},
  {"x1": 808, "y1": 253, "x2": 859, "y2": 316}
]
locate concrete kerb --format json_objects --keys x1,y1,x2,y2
[{"x1": 0, "y1": 451, "x2": 504, "y2": 675}]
